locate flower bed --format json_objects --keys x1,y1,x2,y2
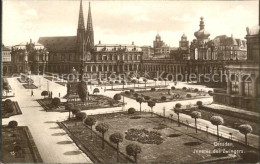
[
  {"x1": 1, "y1": 101, "x2": 22, "y2": 118},
  {"x1": 2, "y1": 126, "x2": 42, "y2": 163},
  {"x1": 37, "y1": 95, "x2": 122, "y2": 112},
  {"x1": 22, "y1": 84, "x2": 38, "y2": 89},
  {"x1": 59, "y1": 112, "x2": 256, "y2": 163},
  {"x1": 122, "y1": 88, "x2": 210, "y2": 103},
  {"x1": 125, "y1": 128, "x2": 164, "y2": 145}
]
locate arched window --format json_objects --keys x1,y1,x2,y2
[
  {"x1": 243, "y1": 75, "x2": 253, "y2": 97},
  {"x1": 231, "y1": 74, "x2": 239, "y2": 94}
]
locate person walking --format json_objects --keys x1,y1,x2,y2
[
  {"x1": 59, "y1": 92, "x2": 60, "y2": 97},
  {"x1": 31, "y1": 90, "x2": 34, "y2": 97},
  {"x1": 51, "y1": 91, "x2": 53, "y2": 99}
]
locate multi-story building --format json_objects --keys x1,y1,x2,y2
[
  {"x1": 170, "y1": 34, "x2": 190, "y2": 60},
  {"x1": 213, "y1": 25, "x2": 259, "y2": 111},
  {"x1": 213, "y1": 35, "x2": 247, "y2": 60},
  {"x1": 153, "y1": 34, "x2": 171, "y2": 57},
  {"x1": 2, "y1": 45, "x2": 12, "y2": 75},
  {"x1": 141, "y1": 46, "x2": 154, "y2": 59},
  {"x1": 10, "y1": 39, "x2": 49, "y2": 74},
  {"x1": 91, "y1": 41, "x2": 142, "y2": 74}
]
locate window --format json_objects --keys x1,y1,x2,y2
[
  {"x1": 243, "y1": 75, "x2": 253, "y2": 96},
  {"x1": 231, "y1": 74, "x2": 239, "y2": 94}
]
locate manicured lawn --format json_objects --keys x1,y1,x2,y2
[
  {"x1": 37, "y1": 95, "x2": 122, "y2": 112},
  {"x1": 60, "y1": 112, "x2": 256, "y2": 163},
  {"x1": 2, "y1": 126, "x2": 42, "y2": 163},
  {"x1": 22, "y1": 84, "x2": 38, "y2": 89},
  {"x1": 122, "y1": 88, "x2": 210, "y2": 103},
  {"x1": 1, "y1": 101, "x2": 22, "y2": 118}
]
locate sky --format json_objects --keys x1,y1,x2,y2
[{"x1": 2, "y1": 0, "x2": 259, "y2": 47}]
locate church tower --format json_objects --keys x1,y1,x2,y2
[
  {"x1": 76, "y1": 0, "x2": 85, "y2": 60},
  {"x1": 85, "y1": 2, "x2": 94, "y2": 51}
]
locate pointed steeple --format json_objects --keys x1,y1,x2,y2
[
  {"x1": 86, "y1": 1, "x2": 93, "y2": 31},
  {"x1": 78, "y1": 0, "x2": 85, "y2": 29},
  {"x1": 85, "y1": 1, "x2": 94, "y2": 50}
]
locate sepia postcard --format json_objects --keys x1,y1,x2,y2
[{"x1": 1, "y1": 0, "x2": 259, "y2": 163}]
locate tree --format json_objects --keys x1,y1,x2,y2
[
  {"x1": 109, "y1": 133, "x2": 123, "y2": 162},
  {"x1": 52, "y1": 97, "x2": 61, "y2": 107},
  {"x1": 4, "y1": 99, "x2": 12, "y2": 107},
  {"x1": 8, "y1": 120, "x2": 18, "y2": 128},
  {"x1": 84, "y1": 117, "x2": 97, "y2": 140},
  {"x1": 93, "y1": 88, "x2": 100, "y2": 95},
  {"x1": 148, "y1": 101, "x2": 156, "y2": 117},
  {"x1": 143, "y1": 78, "x2": 147, "y2": 88},
  {"x1": 133, "y1": 93, "x2": 139, "y2": 98},
  {"x1": 113, "y1": 94, "x2": 122, "y2": 101},
  {"x1": 190, "y1": 111, "x2": 201, "y2": 133},
  {"x1": 72, "y1": 107, "x2": 80, "y2": 117},
  {"x1": 121, "y1": 80, "x2": 126, "y2": 90},
  {"x1": 126, "y1": 143, "x2": 141, "y2": 163},
  {"x1": 65, "y1": 103, "x2": 74, "y2": 120},
  {"x1": 196, "y1": 101, "x2": 203, "y2": 106},
  {"x1": 128, "y1": 108, "x2": 136, "y2": 114},
  {"x1": 210, "y1": 116, "x2": 224, "y2": 141},
  {"x1": 75, "y1": 112, "x2": 87, "y2": 121},
  {"x1": 131, "y1": 79, "x2": 137, "y2": 88},
  {"x1": 95, "y1": 122, "x2": 109, "y2": 149},
  {"x1": 153, "y1": 78, "x2": 157, "y2": 86},
  {"x1": 173, "y1": 107, "x2": 182, "y2": 127},
  {"x1": 41, "y1": 91, "x2": 49, "y2": 98},
  {"x1": 161, "y1": 96, "x2": 167, "y2": 102},
  {"x1": 238, "y1": 124, "x2": 252, "y2": 145},
  {"x1": 136, "y1": 97, "x2": 144, "y2": 112},
  {"x1": 78, "y1": 81, "x2": 88, "y2": 105},
  {"x1": 110, "y1": 81, "x2": 114, "y2": 89},
  {"x1": 144, "y1": 96, "x2": 150, "y2": 101}
]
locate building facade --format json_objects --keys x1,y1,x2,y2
[
  {"x1": 153, "y1": 34, "x2": 171, "y2": 57},
  {"x1": 2, "y1": 45, "x2": 12, "y2": 75},
  {"x1": 213, "y1": 26, "x2": 259, "y2": 111},
  {"x1": 10, "y1": 40, "x2": 48, "y2": 74},
  {"x1": 141, "y1": 46, "x2": 154, "y2": 59},
  {"x1": 170, "y1": 34, "x2": 190, "y2": 60},
  {"x1": 38, "y1": 1, "x2": 142, "y2": 75},
  {"x1": 213, "y1": 35, "x2": 247, "y2": 60}
]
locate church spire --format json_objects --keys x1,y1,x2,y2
[
  {"x1": 78, "y1": 0, "x2": 85, "y2": 29},
  {"x1": 86, "y1": 1, "x2": 93, "y2": 31},
  {"x1": 85, "y1": 1, "x2": 94, "y2": 50}
]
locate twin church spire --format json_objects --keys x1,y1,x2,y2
[{"x1": 77, "y1": 0, "x2": 94, "y2": 57}]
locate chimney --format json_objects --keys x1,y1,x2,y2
[
  {"x1": 132, "y1": 41, "x2": 134, "y2": 45},
  {"x1": 99, "y1": 40, "x2": 101, "y2": 44}
]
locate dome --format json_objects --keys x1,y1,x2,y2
[
  {"x1": 156, "y1": 33, "x2": 161, "y2": 39},
  {"x1": 181, "y1": 33, "x2": 187, "y2": 39},
  {"x1": 194, "y1": 17, "x2": 210, "y2": 39}
]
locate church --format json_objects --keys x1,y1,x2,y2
[{"x1": 38, "y1": 0, "x2": 143, "y2": 75}]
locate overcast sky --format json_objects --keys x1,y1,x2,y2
[{"x1": 2, "y1": 0, "x2": 259, "y2": 47}]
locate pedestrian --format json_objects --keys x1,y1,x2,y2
[
  {"x1": 31, "y1": 90, "x2": 34, "y2": 97},
  {"x1": 59, "y1": 92, "x2": 60, "y2": 97},
  {"x1": 51, "y1": 91, "x2": 53, "y2": 99}
]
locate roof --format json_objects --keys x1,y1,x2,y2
[
  {"x1": 2, "y1": 45, "x2": 11, "y2": 51},
  {"x1": 38, "y1": 36, "x2": 77, "y2": 52},
  {"x1": 95, "y1": 43, "x2": 142, "y2": 52},
  {"x1": 213, "y1": 35, "x2": 238, "y2": 46},
  {"x1": 13, "y1": 41, "x2": 45, "y2": 50}
]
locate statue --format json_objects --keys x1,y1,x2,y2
[{"x1": 246, "y1": 27, "x2": 249, "y2": 35}]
